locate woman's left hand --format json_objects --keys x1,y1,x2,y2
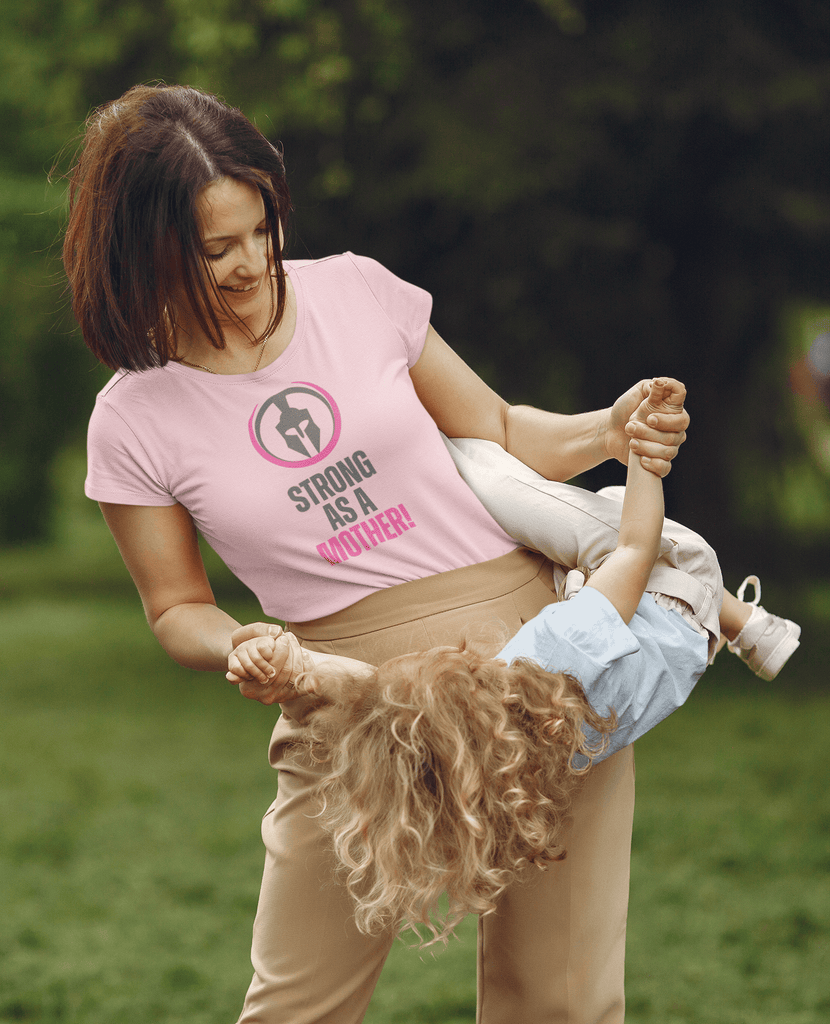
[{"x1": 605, "y1": 378, "x2": 689, "y2": 477}]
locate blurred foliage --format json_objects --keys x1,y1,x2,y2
[
  {"x1": 0, "y1": 176, "x2": 108, "y2": 541},
  {"x1": 1, "y1": 0, "x2": 830, "y2": 573},
  {"x1": 732, "y1": 304, "x2": 830, "y2": 543}
]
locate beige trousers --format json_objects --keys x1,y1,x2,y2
[{"x1": 236, "y1": 549, "x2": 635, "y2": 1024}]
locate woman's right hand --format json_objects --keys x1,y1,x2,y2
[{"x1": 227, "y1": 623, "x2": 305, "y2": 704}]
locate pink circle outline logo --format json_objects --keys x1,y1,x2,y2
[{"x1": 249, "y1": 381, "x2": 341, "y2": 468}]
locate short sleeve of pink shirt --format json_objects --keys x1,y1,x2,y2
[{"x1": 86, "y1": 253, "x2": 517, "y2": 621}]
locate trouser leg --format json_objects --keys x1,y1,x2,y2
[
  {"x1": 477, "y1": 746, "x2": 635, "y2": 1024},
  {"x1": 236, "y1": 733, "x2": 396, "y2": 1024}
]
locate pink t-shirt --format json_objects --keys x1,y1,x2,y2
[{"x1": 85, "y1": 253, "x2": 517, "y2": 620}]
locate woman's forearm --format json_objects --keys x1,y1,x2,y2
[
  {"x1": 412, "y1": 327, "x2": 684, "y2": 481},
  {"x1": 503, "y1": 404, "x2": 611, "y2": 482},
  {"x1": 152, "y1": 602, "x2": 243, "y2": 671}
]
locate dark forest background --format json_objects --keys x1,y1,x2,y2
[{"x1": 2, "y1": 0, "x2": 830, "y2": 586}]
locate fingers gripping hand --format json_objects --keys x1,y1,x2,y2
[
  {"x1": 227, "y1": 621, "x2": 288, "y2": 683},
  {"x1": 230, "y1": 621, "x2": 284, "y2": 649},
  {"x1": 226, "y1": 621, "x2": 284, "y2": 686},
  {"x1": 227, "y1": 629, "x2": 305, "y2": 705},
  {"x1": 622, "y1": 377, "x2": 688, "y2": 477}
]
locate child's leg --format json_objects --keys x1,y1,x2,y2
[
  {"x1": 722, "y1": 575, "x2": 801, "y2": 681},
  {"x1": 444, "y1": 434, "x2": 799, "y2": 679},
  {"x1": 721, "y1": 590, "x2": 752, "y2": 640},
  {"x1": 443, "y1": 433, "x2": 723, "y2": 656},
  {"x1": 595, "y1": 484, "x2": 800, "y2": 678}
]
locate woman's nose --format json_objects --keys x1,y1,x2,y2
[{"x1": 236, "y1": 235, "x2": 268, "y2": 277}]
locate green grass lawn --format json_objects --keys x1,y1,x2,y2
[
  {"x1": 1, "y1": 471, "x2": 828, "y2": 1022},
  {"x1": 2, "y1": 593, "x2": 827, "y2": 1024}
]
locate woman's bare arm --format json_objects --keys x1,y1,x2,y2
[
  {"x1": 99, "y1": 501, "x2": 242, "y2": 670},
  {"x1": 409, "y1": 325, "x2": 688, "y2": 481}
]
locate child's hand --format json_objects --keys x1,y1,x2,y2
[
  {"x1": 227, "y1": 626, "x2": 306, "y2": 705},
  {"x1": 625, "y1": 377, "x2": 687, "y2": 476}
]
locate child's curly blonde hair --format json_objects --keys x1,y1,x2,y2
[{"x1": 295, "y1": 644, "x2": 616, "y2": 945}]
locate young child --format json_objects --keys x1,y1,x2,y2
[{"x1": 226, "y1": 379, "x2": 800, "y2": 943}]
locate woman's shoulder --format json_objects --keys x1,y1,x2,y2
[
  {"x1": 95, "y1": 364, "x2": 171, "y2": 398},
  {"x1": 91, "y1": 365, "x2": 186, "y2": 425},
  {"x1": 284, "y1": 251, "x2": 387, "y2": 279},
  {"x1": 285, "y1": 252, "x2": 429, "y2": 324}
]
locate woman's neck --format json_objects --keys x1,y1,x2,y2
[{"x1": 175, "y1": 274, "x2": 296, "y2": 375}]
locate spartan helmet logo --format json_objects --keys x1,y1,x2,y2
[
  {"x1": 249, "y1": 382, "x2": 341, "y2": 468},
  {"x1": 273, "y1": 391, "x2": 321, "y2": 457}
]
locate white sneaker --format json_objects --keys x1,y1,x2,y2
[{"x1": 727, "y1": 576, "x2": 801, "y2": 680}]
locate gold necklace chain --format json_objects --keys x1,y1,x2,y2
[{"x1": 181, "y1": 333, "x2": 269, "y2": 375}]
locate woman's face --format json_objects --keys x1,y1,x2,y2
[{"x1": 192, "y1": 176, "x2": 274, "y2": 322}]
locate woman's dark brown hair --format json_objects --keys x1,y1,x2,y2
[{"x1": 62, "y1": 84, "x2": 292, "y2": 371}]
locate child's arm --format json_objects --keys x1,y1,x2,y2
[
  {"x1": 583, "y1": 378, "x2": 682, "y2": 624},
  {"x1": 583, "y1": 454, "x2": 663, "y2": 624}
]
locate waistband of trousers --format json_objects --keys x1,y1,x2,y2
[{"x1": 287, "y1": 546, "x2": 545, "y2": 641}]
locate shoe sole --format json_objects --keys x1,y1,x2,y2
[{"x1": 756, "y1": 627, "x2": 802, "y2": 681}]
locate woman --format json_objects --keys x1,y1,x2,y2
[{"x1": 65, "y1": 83, "x2": 688, "y2": 1024}]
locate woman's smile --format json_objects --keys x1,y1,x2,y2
[{"x1": 220, "y1": 276, "x2": 263, "y2": 299}]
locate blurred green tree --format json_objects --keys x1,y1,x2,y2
[
  {"x1": 1, "y1": 0, "x2": 828, "y2": 572},
  {"x1": 0, "y1": 176, "x2": 102, "y2": 541}
]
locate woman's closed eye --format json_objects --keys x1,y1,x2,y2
[
  {"x1": 204, "y1": 227, "x2": 268, "y2": 263},
  {"x1": 205, "y1": 245, "x2": 231, "y2": 262}
]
